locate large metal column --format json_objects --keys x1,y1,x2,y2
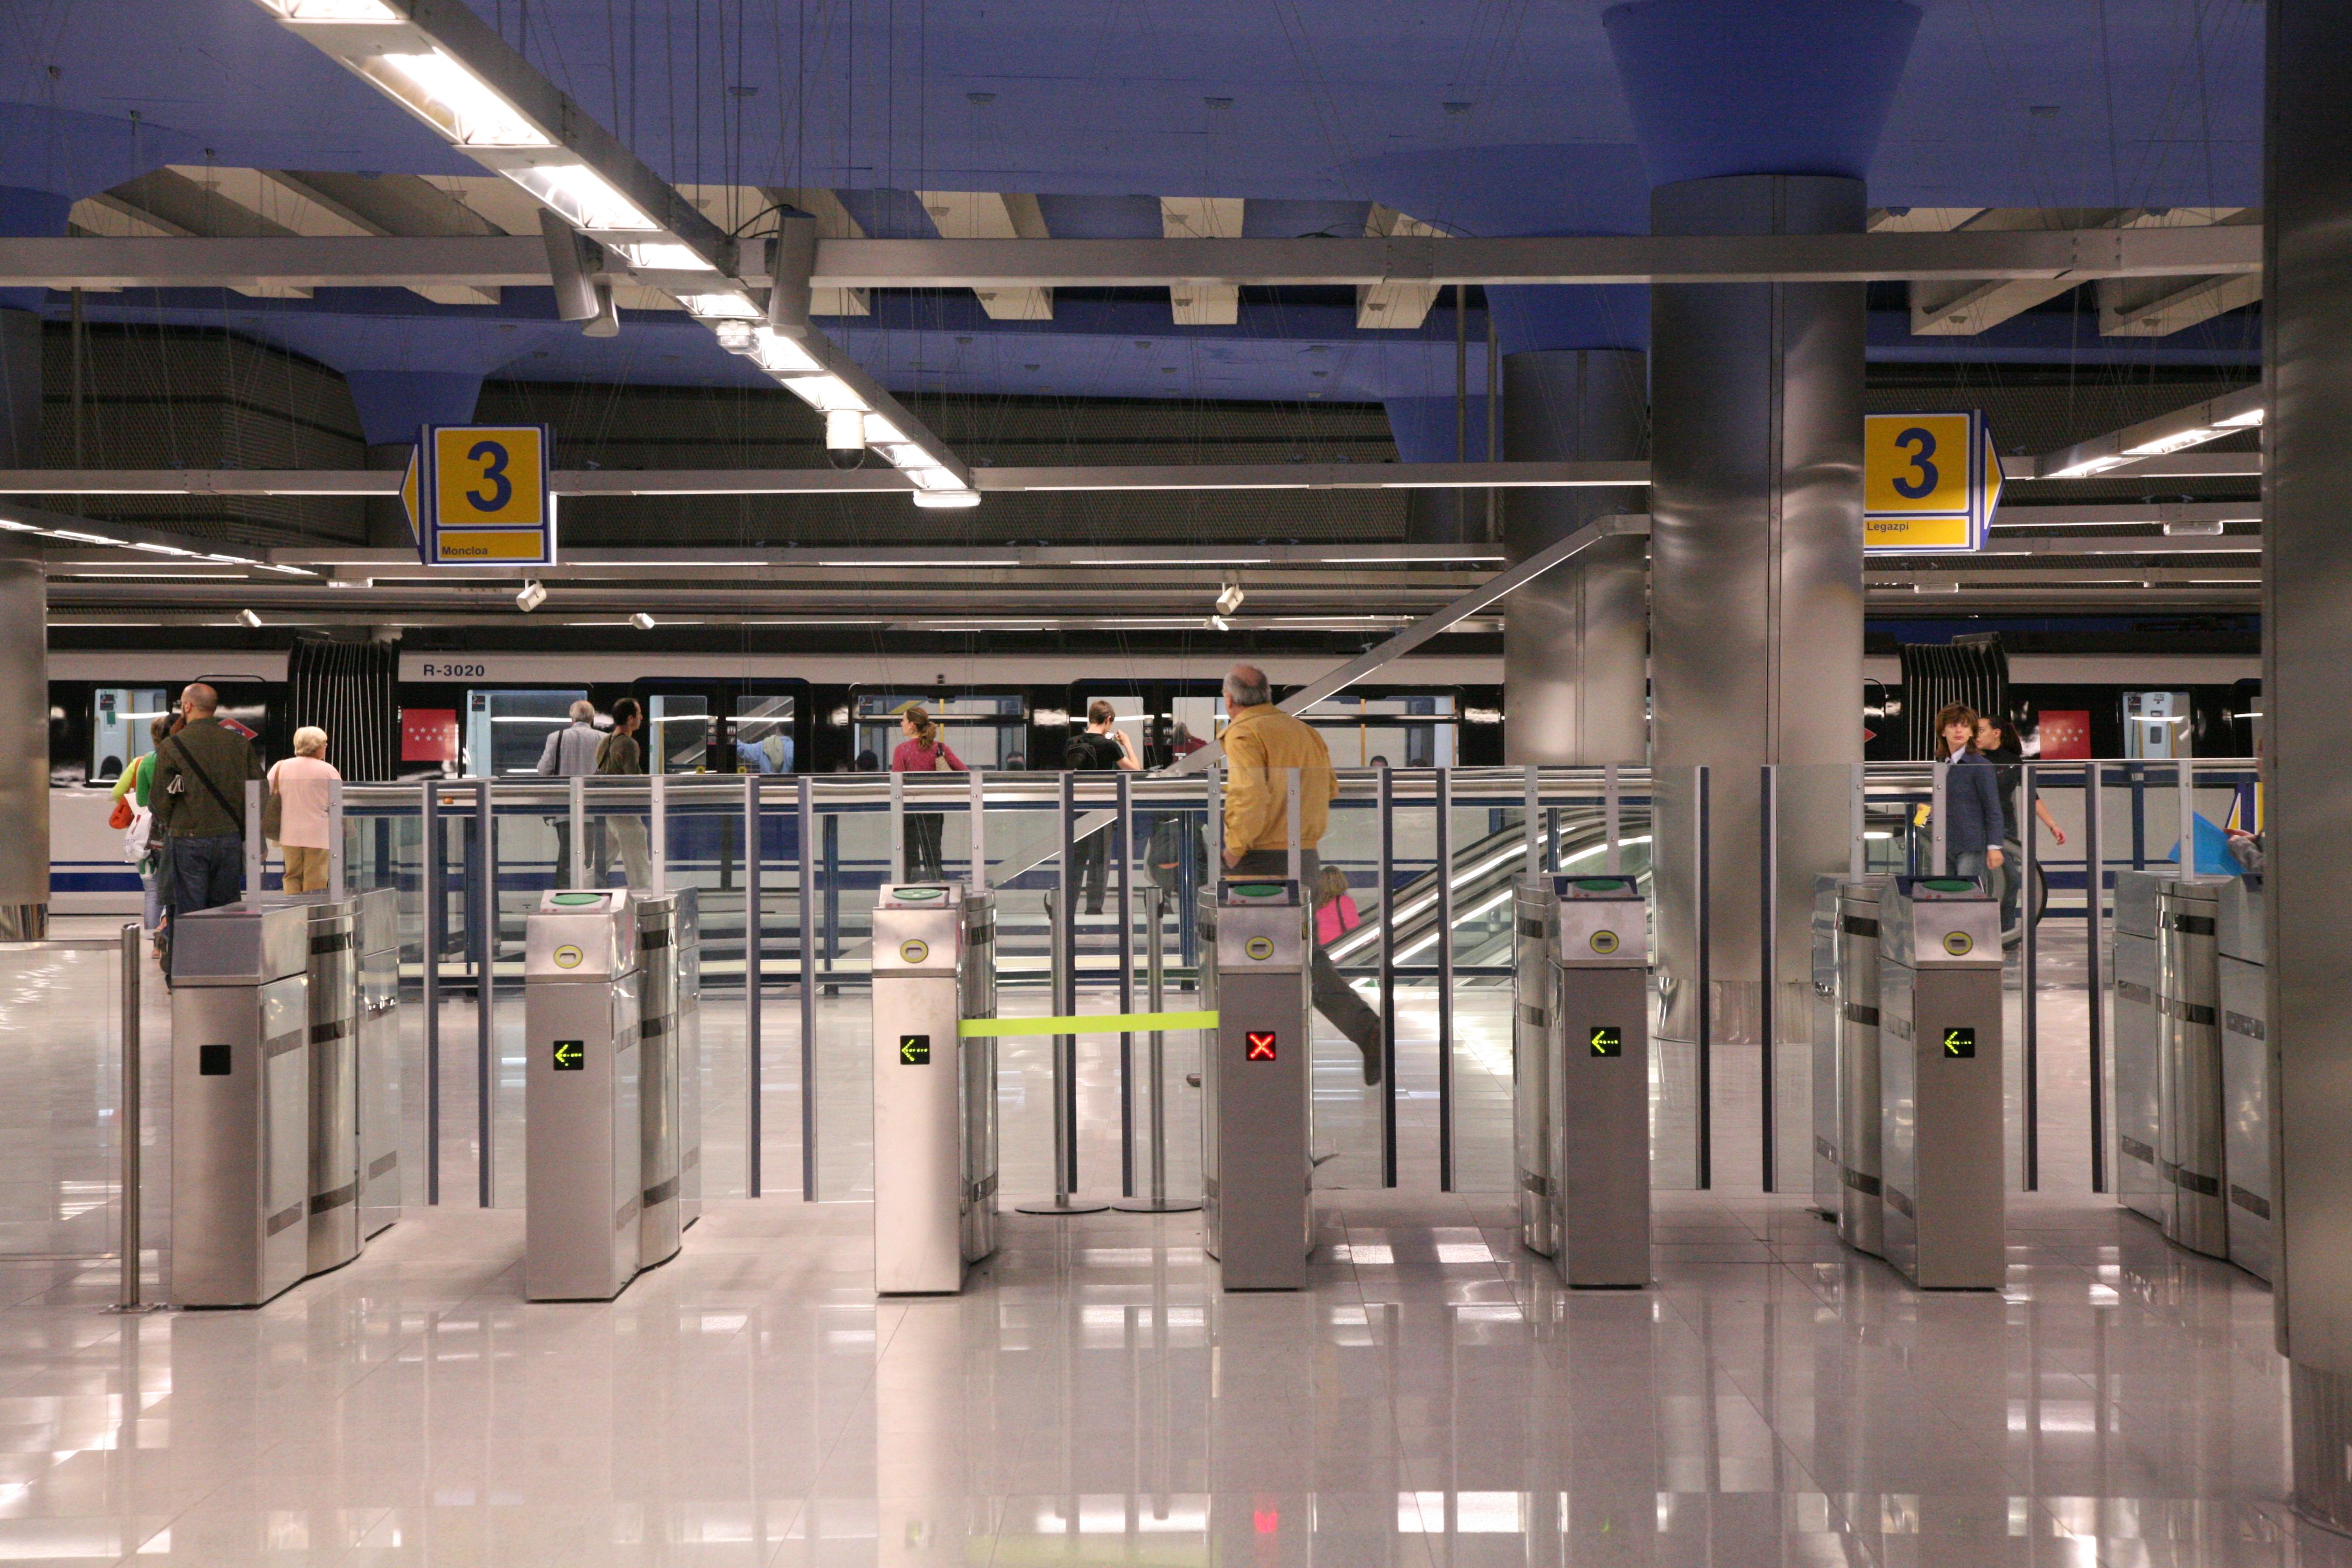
[
  {"x1": 1501, "y1": 349, "x2": 1650, "y2": 765},
  {"x1": 2269, "y1": 0, "x2": 2352, "y2": 1527},
  {"x1": 1648, "y1": 174, "x2": 1867, "y2": 1072}
]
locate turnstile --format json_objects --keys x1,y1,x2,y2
[
  {"x1": 1837, "y1": 877, "x2": 1892, "y2": 1258},
  {"x1": 2112, "y1": 869, "x2": 2168, "y2": 1226},
  {"x1": 523, "y1": 888, "x2": 642, "y2": 1301},
  {"x1": 299, "y1": 895, "x2": 362, "y2": 1277},
  {"x1": 1879, "y1": 877, "x2": 2004, "y2": 1290},
  {"x1": 170, "y1": 900, "x2": 313, "y2": 1307},
  {"x1": 633, "y1": 888, "x2": 698, "y2": 1270},
  {"x1": 2158, "y1": 878, "x2": 2230, "y2": 1258},
  {"x1": 1514, "y1": 882, "x2": 1559, "y2": 1257},
  {"x1": 1531, "y1": 876, "x2": 1650, "y2": 1287},
  {"x1": 2218, "y1": 876, "x2": 2273, "y2": 1281},
  {"x1": 1199, "y1": 877, "x2": 1312, "y2": 1291},
  {"x1": 870, "y1": 883, "x2": 1000, "y2": 1294},
  {"x1": 1809, "y1": 874, "x2": 1843, "y2": 1221},
  {"x1": 354, "y1": 888, "x2": 402, "y2": 1240}
]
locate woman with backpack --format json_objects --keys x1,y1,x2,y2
[
  {"x1": 890, "y1": 705, "x2": 964, "y2": 881},
  {"x1": 109, "y1": 714, "x2": 174, "y2": 956}
]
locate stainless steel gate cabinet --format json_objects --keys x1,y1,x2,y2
[
  {"x1": 1514, "y1": 880, "x2": 1561, "y2": 1258},
  {"x1": 1542, "y1": 875, "x2": 1651, "y2": 1289},
  {"x1": 1810, "y1": 873, "x2": 1844, "y2": 1221},
  {"x1": 353, "y1": 888, "x2": 401, "y2": 1240},
  {"x1": 298, "y1": 895, "x2": 362, "y2": 1277},
  {"x1": 1199, "y1": 877, "x2": 1313, "y2": 1291},
  {"x1": 634, "y1": 888, "x2": 692, "y2": 1270},
  {"x1": 1837, "y1": 877, "x2": 1893, "y2": 1258},
  {"x1": 871, "y1": 883, "x2": 999, "y2": 1293},
  {"x1": 2113, "y1": 869, "x2": 2169, "y2": 1227},
  {"x1": 1879, "y1": 877, "x2": 2005, "y2": 1290},
  {"x1": 170, "y1": 900, "x2": 313, "y2": 1307},
  {"x1": 523, "y1": 889, "x2": 642, "y2": 1302},
  {"x1": 2217, "y1": 876, "x2": 2273, "y2": 1281},
  {"x1": 2158, "y1": 877, "x2": 2231, "y2": 1259}
]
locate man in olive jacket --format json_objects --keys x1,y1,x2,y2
[{"x1": 151, "y1": 683, "x2": 264, "y2": 919}]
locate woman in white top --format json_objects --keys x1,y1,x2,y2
[{"x1": 268, "y1": 726, "x2": 342, "y2": 893}]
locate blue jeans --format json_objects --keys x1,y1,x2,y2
[{"x1": 168, "y1": 833, "x2": 244, "y2": 918}]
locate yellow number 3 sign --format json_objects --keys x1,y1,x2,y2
[
  {"x1": 1863, "y1": 410, "x2": 2001, "y2": 556},
  {"x1": 405, "y1": 423, "x2": 556, "y2": 567}
]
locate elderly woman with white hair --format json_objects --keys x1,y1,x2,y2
[{"x1": 267, "y1": 725, "x2": 341, "y2": 893}]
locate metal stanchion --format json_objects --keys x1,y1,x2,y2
[
  {"x1": 1377, "y1": 764, "x2": 1397, "y2": 1187},
  {"x1": 110, "y1": 923, "x2": 157, "y2": 1313},
  {"x1": 2021, "y1": 761, "x2": 2039, "y2": 1193},
  {"x1": 1436, "y1": 767, "x2": 1454, "y2": 1193},
  {"x1": 798, "y1": 775, "x2": 817, "y2": 1201},
  {"x1": 423, "y1": 781, "x2": 440, "y2": 1205},
  {"x1": 328, "y1": 781, "x2": 346, "y2": 901},
  {"x1": 1020, "y1": 775, "x2": 1108, "y2": 1216},
  {"x1": 1760, "y1": 762, "x2": 1777, "y2": 1194},
  {"x1": 1696, "y1": 765, "x2": 1712, "y2": 1191},
  {"x1": 1931, "y1": 761, "x2": 1950, "y2": 877},
  {"x1": 476, "y1": 779, "x2": 493, "y2": 1208},
  {"x1": 745, "y1": 774, "x2": 762, "y2": 1199},
  {"x1": 1115, "y1": 885, "x2": 1199, "y2": 1214},
  {"x1": 2085, "y1": 763, "x2": 2108, "y2": 1193},
  {"x1": 1118, "y1": 773, "x2": 1136, "y2": 1196}
]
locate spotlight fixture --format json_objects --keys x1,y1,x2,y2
[
  {"x1": 1215, "y1": 583, "x2": 1245, "y2": 616},
  {"x1": 237, "y1": 608, "x2": 263, "y2": 628},
  {"x1": 630, "y1": 611, "x2": 656, "y2": 631},
  {"x1": 516, "y1": 579, "x2": 548, "y2": 612}
]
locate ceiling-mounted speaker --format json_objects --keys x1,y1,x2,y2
[
  {"x1": 767, "y1": 211, "x2": 818, "y2": 337},
  {"x1": 540, "y1": 209, "x2": 610, "y2": 328}
]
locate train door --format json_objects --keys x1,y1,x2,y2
[
  {"x1": 90, "y1": 687, "x2": 168, "y2": 783},
  {"x1": 466, "y1": 688, "x2": 589, "y2": 776}
]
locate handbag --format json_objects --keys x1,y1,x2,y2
[
  {"x1": 121, "y1": 806, "x2": 151, "y2": 865},
  {"x1": 261, "y1": 765, "x2": 285, "y2": 842},
  {"x1": 930, "y1": 742, "x2": 955, "y2": 772},
  {"x1": 108, "y1": 795, "x2": 132, "y2": 831}
]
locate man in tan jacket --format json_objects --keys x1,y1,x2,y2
[{"x1": 1219, "y1": 663, "x2": 1382, "y2": 1084}]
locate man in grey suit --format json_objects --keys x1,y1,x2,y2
[{"x1": 537, "y1": 699, "x2": 605, "y2": 887}]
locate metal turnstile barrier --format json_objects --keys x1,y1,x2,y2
[
  {"x1": 871, "y1": 883, "x2": 999, "y2": 1293},
  {"x1": 299, "y1": 895, "x2": 362, "y2": 1277},
  {"x1": 170, "y1": 901, "x2": 313, "y2": 1307},
  {"x1": 1514, "y1": 881, "x2": 1559, "y2": 1258},
  {"x1": 1837, "y1": 877, "x2": 1892, "y2": 1258},
  {"x1": 2218, "y1": 877, "x2": 2273, "y2": 1281},
  {"x1": 634, "y1": 888, "x2": 699, "y2": 1270},
  {"x1": 2112, "y1": 869, "x2": 2168, "y2": 1226},
  {"x1": 1527, "y1": 875, "x2": 1650, "y2": 1288},
  {"x1": 2158, "y1": 877, "x2": 2230, "y2": 1259},
  {"x1": 523, "y1": 889, "x2": 642, "y2": 1301},
  {"x1": 1809, "y1": 874, "x2": 1843, "y2": 1221},
  {"x1": 1199, "y1": 877, "x2": 1312, "y2": 1291},
  {"x1": 354, "y1": 888, "x2": 401, "y2": 1240},
  {"x1": 1879, "y1": 877, "x2": 2004, "y2": 1290}
]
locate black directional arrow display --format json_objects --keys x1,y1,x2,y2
[
  {"x1": 1942, "y1": 1027, "x2": 1976, "y2": 1059},
  {"x1": 552, "y1": 1039, "x2": 585, "y2": 1071},
  {"x1": 900, "y1": 1035, "x2": 932, "y2": 1065}
]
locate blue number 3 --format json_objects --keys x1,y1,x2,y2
[
  {"x1": 466, "y1": 439, "x2": 513, "y2": 512},
  {"x1": 1892, "y1": 426, "x2": 1938, "y2": 500}
]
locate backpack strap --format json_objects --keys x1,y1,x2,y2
[{"x1": 166, "y1": 734, "x2": 247, "y2": 828}]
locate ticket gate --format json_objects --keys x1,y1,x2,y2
[
  {"x1": 633, "y1": 888, "x2": 699, "y2": 1270},
  {"x1": 1515, "y1": 875, "x2": 1650, "y2": 1287},
  {"x1": 2217, "y1": 877, "x2": 2273, "y2": 1282},
  {"x1": 870, "y1": 883, "x2": 1000, "y2": 1294},
  {"x1": 170, "y1": 900, "x2": 313, "y2": 1307},
  {"x1": 523, "y1": 889, "x2": 642, "y2": 1301},
  {"x1": 354, "y1": 888, "x2": 402, "y2": 1240},
  {"x1": 1836, "y1": 877, "x2": 1892, "y2": 1258},
  {"x1": 2158, "y1": 878, "x2": 2230, "y2": 1259},
  {"x1": 1809, "y1": 874, "x2": 1843, "y2": 1221},
  {"x1": 1514, "y1": 882, "x2": 1559, "y2": 1257},
  {"x1": 1199, "y1": 877, "x2": 1312, "y2": 1291},
  {"x1": 2112, "y1": 869, "x2": 2168, "y2": 1226},
  {"x1": 299, "y1": 896, "x2": 362, "y2": 1277},
  {"x1": 1879, "y1": 878, "x2": 2004, "y2": 1290}
]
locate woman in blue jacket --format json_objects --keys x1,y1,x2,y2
[{"x1": 1934, "y1": 703, "x2": 2006, "y2": 890}]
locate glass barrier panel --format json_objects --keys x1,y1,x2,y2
[{"x1": 0, "y1": 943, "x2": 123, "y2": 1261}]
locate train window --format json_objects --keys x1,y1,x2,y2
[
  {"x1": 1295, "y1": 695, "x2": 1457, "y2": 768},
  {"x1": 91, "y1": 688, "x2": 167, "y2": 782},
  {"x1": 468, "y1": 689, "x2": 590, "y2": 775},
  {"x1": 2123, "y1": 690, "x2": 2193, "y2": 760},
  {"x1": 735, "y1": 695, "x2": 796, "y2": 774},
  {"x1": 647, "y1": 695, "x2": 710, "y2": 773},
  {"x1": 854, "y1": 693, "x2": 1023, "y2": 770}
]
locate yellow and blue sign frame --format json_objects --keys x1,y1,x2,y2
[
  {"x1": 400, "y1": 423, "x2": 557, "y2": 568},
  {"x1": 1863, "y1": 411, "x2": 2002, "y2": 555}
]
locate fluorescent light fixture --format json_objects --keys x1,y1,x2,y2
[
  {"x1": 258, "y1": 563, "x2": 317, "y2": 576},
  {"x1": 911, "y1": 491, "x2": 982, "y2": 509},
  {"x1": 876, "y1": 443, "x2": 935, "y2": 468},
  {"x1": 780, "y1": 374, "x2": 869, "y2": 414},
  {"x1": 373, "y1": 52, "x2": 552, "y2": 148},
  {"x1": 503, "y1": 163, "x2": 655, "y2": 230},
  {"x1": 743, "y1": 333, "x2": 818, "y2": 378},
  {"x1": 1067, "y1": 556, "x2": 1273, "y2": 566},
  {"x1": 614, "y1": 241, "x2": 715, "y2": 272},
  {"x1": 2215, "y1": 406, "x2": 2265, "y2": 428},
  {"x1": 2162, "y1": 520, "x2": 2227, "y2": 536},
  {"x1": 2049, "y1": 454, "x2": 2132, "y2": 479},
  {"x1": 1321, "y1": 553, "x2": 1506, "y2": 563},
  {"x1": 630, "y1": 611, "x2": 656, "y2": 631},
  {"x1": 266, "y1": 0, "x2": 401, "y2": 18},
  {"x1": 816, "y1": 558, "x2": 1013, "y2": 567},
  {"x1": 237, "y1": 608, "x2": 263, "y2": 628},
  {"x1": 864, "y1": 415, "x2": 909, "y2": 446},
  {"x1": 2124, "y1": 428, "x2": 2220, "y2": 457},
  {"x1": 680, "y1": 291, "x2": 762, "y2": 320},
  {"x1": 0, "y1": 519, "x2": 34, "y2": 533},
  {"x1": 48, "y1": 529, "x2": 125, "y2": 545},
  {"x1": 904, "y1": 468, "x2": 965, "y2": 492}
]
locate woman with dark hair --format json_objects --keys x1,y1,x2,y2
[
  {"x1": 890, "y1": 705, "x2": 964, "y2": 881},
  {"x1": 1974, "y1": 713, "x2": 2067, "y2": 940}
]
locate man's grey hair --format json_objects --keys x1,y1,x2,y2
[
  {"x1": 1223, "y1": 664, "x2": 1272, "y2": 708},
  {"x1": 570, "y1": 698, "x2": 597, "y2": 723}
]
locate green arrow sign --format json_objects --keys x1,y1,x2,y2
[{"x1": 552, "y1": 1039, "x2": 585, "y2": 1072}]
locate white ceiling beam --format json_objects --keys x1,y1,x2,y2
[
  {"x1": 177, "y1": 165, "x2": 501, "y2": 307},
  {"x1": 73, "y1": 181, "x2": 312, "y2": 300},
  {"x1": 917, "y1": 191, "x2": 1052, "y2": 319},
  {"x1": 2034, "y1": 384, "x2": 2263, "y2": 478},
  {"x1": 2096, "y1": 211, "x2": 2265, "y2": 334},
  {"x1": 1356, "y1": 204, "x2": 1447, "y2": 329},
  {"x1": 1160, "y1": 198, "x2": 1243, "y2": 324}
]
